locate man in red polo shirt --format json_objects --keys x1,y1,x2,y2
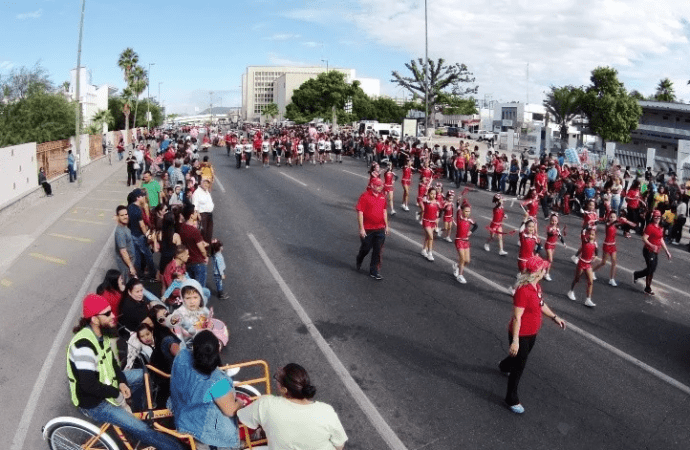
[{"x1": 356, "y1": 177, "x2": 389, "y2": 280}]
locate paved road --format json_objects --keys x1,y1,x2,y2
[{"x1": 4, "y1": 147, "x2": 690, "y2": 450}]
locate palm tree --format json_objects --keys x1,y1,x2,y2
[
  {"x1": 655, "y1": 78, "x2": 676, "y2": 102},
  {"x1": 128, "y1": 65, "x2": 148, "y2": 128},
  {"x1": 543, "y1": 85, "x2": 583, "y2": 149},
  {"x1": 261, "y1": 102, "x2": 279, "y2": 122},
  {"x1": 117, "y1": 48, "x2": 139, "y2": 83},
  {"x1": 121, "y1": 86, "x2": 133, "y2": 134},
  {"x1": 90, "y1": 108, "x2": 114, "y2": 133}
]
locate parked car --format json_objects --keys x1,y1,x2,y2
[{"x1": 471, "y1": 130, "x2": 498, "y2": 142}]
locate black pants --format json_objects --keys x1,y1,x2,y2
[
  {"x1": 127, "y1": 168, "x2": 136, "y2": 186},
  {"x1": 670, "y1": 216, "x2": 685, "y2": 243},
  {"x1": 499, "y1": 333, "x2": 537, "y2": 406},
  {"x1": 41, "y1": 181, "x2": 52, "y2": 196},
  {"x1": 244, "y1": 152, "x2": 251, "y2": 167},
  {"x1": 200, "y1": 212, "x2": 213, "y2": 244},
  {"x1": 235, "y1": 153, "x2": 242, "y2": 168},
  {"x1": 356, "y1": 229, "x2": 385, "y2": 275},
  {"x1": 633, "y1": 247, "x2": 658, "y2": 287},
  {"x1": 540, "y1": 194, "x2": 550, "y2": 218}
]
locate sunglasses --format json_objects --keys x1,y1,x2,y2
[{"x1": 98, "y1": 310, "x2": 113, "y2": 317}]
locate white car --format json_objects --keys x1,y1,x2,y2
[{"x1": 471, "y1": 130, "x2": 497, "y2": 141}]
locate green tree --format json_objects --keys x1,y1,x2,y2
[
  {"x1": 285, "y1": 71, "x2": 364, "y2": 124},
  {"x1": 128, "y1": 65, "x2": 148, "y2": 129},
  {"x1": 391, "y1": 58, "x2": 477, "y2": 129},
  {"x1": 0, "y1": 62, "x2": 53, "y2": 101},
  {"x1": 543, "y1": 85, "x2": 583, "y2": 148},
  {"x1": 117, "y1": 48, "x2": 140, "y2": 132},
  {"x1": 629, "y1": 90, "x2": 645, "y2": 101},
  {"x1": 0, "y1": 90, "x2": 76, "y2": 146},
  {"x1": 654, "y1": 78, "x2": 676, "y2": 102},
  {"x1": 581, "y1": 66, "x2": 642, "y2": 144},
  {"x1": 261, "y1": 102, "x2": 279, "y2": 121},
  {"x1": 437, "y1": 93, "x2": 478, "y2": 115},
  {"x1": 85, "y1": 109, "x2": 115, "y2": 135},
  {"x1": 369, "y1": 97, "x2": 407, "y2": 123}
]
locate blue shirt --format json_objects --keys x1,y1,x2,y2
[{"x1": 127, "y1": 204, "x2": 144, "y2": 237}]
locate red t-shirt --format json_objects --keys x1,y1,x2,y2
[
  {"x1": 356, "y1": 190, "x2": 386, "y2": 231},
  {"x1": 644, "y1": 223, "x2": 664, "y2": 252},
  {"x1": 511, "y1": 283, "x2": 543, "y2": 336},
  {"x1": 179, "y1": 223, "x2": 205, "y2": 264},
  {"x1": 626, "y1": 189, "x2": 640, "y2": 209}
]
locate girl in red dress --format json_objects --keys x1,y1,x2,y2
[
  {"x1": 452, "y1": 200, "x2": 477, "y2": 284},
  {"x1": 571, "y1": 199, "x2": 599, "y2": 264},
  {"x1": 441, "y1": 190, "x2": 455, "y2": 243},
  {"x1": 383, "y1": 165, "x2": 397, "y2": 216},
  {"x1": 543, "y1": 213, "x2": 565, "y2": 281},
  {"x1": 421, "y1": 188, "x2": 440, "y2": 261},
  {"x1": 592, "y1": 211, "x2": 636, "y2": 287},
  {"x1": 415, "y1": 177, "x2": 431, "y2": 224},
  {"x1": 434, "y1": 182, "x2": 444, "y2": 236},
  {"x1": 567, "y1": 226, "x2": 598, "y2": 307},
  {"x1": 517, "y1": 219, "x2": 540, "y2": 276},
  {"x1": 520, "y1": 188, "x2": 541, "y2": 235},
  {"x1": 400, "y1": 159, "x2": 412, "y2": 211},
  {"x1": 485, "y1": 193, "x2": 508, "y2": 256}
]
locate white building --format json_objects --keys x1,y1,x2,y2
[
  {"x1": 354, "y1": 77, "x2": 380, "y2": 98},
  {"x1": 68, "y1": 67, "x2": 115, "y2": 131}
]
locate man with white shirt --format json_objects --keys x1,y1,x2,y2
[{"x1": 192, "y1": 178, "x2": 215, "y2": 244}]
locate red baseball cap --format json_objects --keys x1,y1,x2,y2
[{"x1": 82, "y1": 294, "x2": 110, "y2": 319}]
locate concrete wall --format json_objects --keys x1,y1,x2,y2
[{"x1": 0, "y1": 143, "x2": 39, "y2": 207}]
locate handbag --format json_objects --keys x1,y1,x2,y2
[{"x1": 133, "y1": 162, "x2": 140, "y2": 170}]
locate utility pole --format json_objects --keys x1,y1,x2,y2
[
  {"x1": 147, "y1": 62, "x2": 155, "y2": 128},
  {"x1": 424, "y1": 0, "x2": 429, "y2": 135},
  {"x1": 210, "y1": 91, "x2": 213, "y2": 124},
  {"x1": 322, "y1": 59, "x2": 329, "y2": 73},
  {"x1": 74, "y1": 0, "x2": 86, "y2": 188},
  {"x1": 526, "y1": 62, "x2": 529, "y2": 104}
]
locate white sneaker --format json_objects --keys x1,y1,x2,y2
[
  {"x1": 545, "y1": 273, "x2": 552, "y2": 281},
  {"x1": 571, "y1": 255, "x2": 579, "y2": 264},
  {"x1": 484, "y1": 243, "x2": 491, "y2": 252},
  {"x1": 509, "y1": 286, "x2": 516, "y2": 295},
  {"x1": 456, "y1": 274, "x2": 467, "y2": 284},
  {"x1": 436, "y1": 228, "x2": 442, "y2": 236},
  {"x1": 499, "y1": 250, "x2": 508, "y2": 256},
  {"x1": 609, "y1": 279, "x2": 618, "y2": 287},
  {"x1": 452, "y1": 263, "x2": 459, "y2": 277},
  {"x1": 427, "y1": 252, "x2": 435, "y2": 262},
  {"x1": 584, "y1": 298, "x2": 596, "y2": 307},
  {"x1": 421, "y1": 248, "x2": 428, "y2": 258},
  {"x1": 415, "y1": 212, "x2": 421, "y2": 221},
  {"x1": 391, "y1": 209, "x2": 396, "y2": 216},
  {"x1": 591, "y1": 272, "x2": 597, "y2": 281},
  {"x1": 402, "y1": 204, "x2": 409, "y2": 211},
  {"x1": 444, "y1": 236, "x2": 453, "y2": 243},
  {"x1": 567, "y1": 290, "x2": 576, "y2": 301}
]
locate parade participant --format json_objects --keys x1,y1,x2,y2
[
  {"x1": 441, "y1": 190, "x2": 455, "y2": 243},
  {"x1": 566, "y1": 226, "x2": 598, "y2": 307},
  {"x1": 383, "y1": 164, "x2": 396, "y2": 216},
  {"x1": 543, "y1": 213, "x2": 565, "y2": 281},
  {"x1": 517, "y1": 219, "x2": 540, "y2": 276},
  {"x1": 307, "y1": 139, "x2": 316, "y2": 165},
  {"x1": 234, "y1": 140, "x2": 243, "y2": 169},
  {"x1": 624, "y1": 179, "x2": 644, "y2": 235},
  {"x1": 571, "y1": 199, "x2": 599, "y2": 264},
  {"x1": 355, "y1": 177, "x2": 389, "y2": 280},
  {"x1": 534, "y1": 165, "x2": 549, "y2": 218},
  {"x1": 415, "y1": 176, "x2": 431, "y2": 224},
  {"x1": 324, "y1": 136, "x2": 332, "y2": 163},
  {"x1": 400, "y1": 158, "x2": 412, "y2": 211},
  {"x1": 296, "y1": 139, "x2": 305, "y2": 166},
  {"x1": 261, "y1": 137, "x2": 271, "y2": 168},
  {"x1": 633, "y1": 210, "x2": 671, "y2": 296},
  {"x1": 592, "y1": 211, "x2": 636, "y2": 287},
  {"x1": 317, "y1": 135, "x2": 326, "y2": 164},
  {"x1": 284, "y1": 137, "x2": 293, "y2": 166},
  {"x1": 499, "y1": 256, "x2": 566, "y2": 414},
  {"x1": 418, "y1": 158, "x2": 433, "y2": 183},
  {"x1": 485, "y1": 193, "x2": 509, "y2": 256},
  {"x1": 434, "y1": 182, "x2": 444, "y2": 236},
  {"x1": 420, "y1": 188, "x2": 440, "y2": 261},
  {"x1": 334, "y1": 135, "x2": 343, "y2": 163},
  {"x1": 243, "y1": 138, "x2": 253, "y2": 168},
  {"x1": 452, "y1": 200, "x2": 477, "y2": 284}
]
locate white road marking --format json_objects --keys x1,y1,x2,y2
[
  {"x1": 11, "y1": 230, "x2": 116, "y2": 450},
  {"x1": 248, "y1": 234, "x2": 408, "y2": 450},
  {"x1": 342, "y1": 169, "x2": 368, "y2": 180},
  {"x1": 388, "y1": 227, "x2": 690, "y2": 397},
  {"x1": 215, "y1": 177, "x2": 226, "y2": 193},
  {"x1": 279, "y1": 172, "x2": 308, "y2": 187}
]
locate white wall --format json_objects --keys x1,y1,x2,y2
[{"x1": 0, "y1": 143, "x2": 39, "y2": 206}]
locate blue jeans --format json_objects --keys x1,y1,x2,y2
[
  {"x1": 188, "y1": 262, "x2": 207, "y2": 288},
  {"x1": 68, "y1": 164, "x2": 77, "y2": 182},
  {"x1": 79, "y1": 371, "x2": 185, "y2": 450},
  {"x1": 454, "y1": 169, "x2": 464, "y2": 188},
  {"x1": 132, "y1": 235, "x2": 156, "y2": 278},
  {"x1": 499, "y1": 173, "x2": 508, "y2": 193}
]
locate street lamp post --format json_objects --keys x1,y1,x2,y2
[
  {"x1": 424, "y1": 0, "x2": 429, "y2": 135},
  {"x1": 158, "y1": 81, "x2": 163, "y2": 124},
  {"x1": 321, "y1": 59, "x2": 329, "y2": 73},
  {"x1": 74, "y1": 0, "x2": 86, "y2": 188},
  {"x1": 147, "y1": 62, "x2": 155, "y2": 128}
]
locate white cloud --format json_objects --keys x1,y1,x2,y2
[
  {"x1": 16, "y1": 8, "x2": 43, "y2": 20},
  {"x1": 268, "y1": 33, "x2": 301, "y2": 41},
  {"x1": 352, "y1": 0, "x2": 690, "y2": 103},
  {"x1": 0, "y1": 61, "x2": 14, "y2": 72},
  {"x1": 302, "y1": 41, "x2": 319, "y2": 47}
]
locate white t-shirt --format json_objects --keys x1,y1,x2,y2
[
  {"x1": 262, "y1": 141, "x2": 270, "y2": 153},
  {"x1": 244, "y1": 143, "x2": 252, "y2": 153},
  {"x1": 297, "y1": 143, "x2": 304, "y2": 154},
  {"x1": 237, "y1": 395, "x2": 347, "y2": 450},
  {"x1": 334, "y1": 139, "x2": 342, "y2": 150},
  {"x1": 308, "y1": 142, "x2": 316, "y2": 153},
  {"x1": 324, "y1": 141, "x2": 332, "y2": 152}
]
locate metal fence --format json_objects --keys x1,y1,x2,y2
[{"x1": 36, "y1": 139, "x2": 70, "y2": 179}]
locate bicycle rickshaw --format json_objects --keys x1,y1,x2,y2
[{"x1": 43, "y1": 359, "x2": 271, "y2": 450}]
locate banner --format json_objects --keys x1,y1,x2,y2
[
  {"x1": 677, "y1": 140, "x2": 690, "y2": 170},
  {"x1": 646, "y1": 148, "x2": 656, "y2": 170},
  {"x1": 605, "y1": 142, "x2": 616, "y2": 162}
]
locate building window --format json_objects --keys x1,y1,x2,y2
[
  {"x1": 662, "y1": 115, "x2": 669, "y2": 120},
  {"x1": 661, "y1": 145, "x2": 667, "y2": 149}
]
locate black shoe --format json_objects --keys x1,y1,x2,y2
[
  {"x1": 633, "y1": 273, "x2": 639, "y2": 284},
  {"x1": 356, "y1": 260, "x2": 361, "y2": 271},
  {"x1": 218, "y1": 292, "x2": 230, "y2": 300},
  {"x1": 644, "y1": 287, "x2": 655, "y2": 296},
  {"x1": 370, "y1": 272, "x2": 383, "y2": 280}
]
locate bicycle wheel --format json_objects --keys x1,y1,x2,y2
[{"x1": 43, "y1": 416, "x2": 119, "y2": 450}]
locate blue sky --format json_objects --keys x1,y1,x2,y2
[{"x1": 2, "y1": 0, "x2": 690, "y2": 115}]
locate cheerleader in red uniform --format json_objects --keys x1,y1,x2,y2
[
  {"x1": 441, "y1": 190, "x2": 455, "y2": 242},
  {"x1": 421, "y1": 187, "x2": 440, "y2": 261},
  {"x1": 400, "y1": 159, "x2": 412, "y2": 211},
  {"x1": 369, "y1": 162, "x2": 380, "y2": 181},
  {"x1": 543, "y1": 213, "x2": 565, "y2": 281},
  {"x1": 452, "y1": 200, "x2": 477, "y2": 284},
  {"x1": 592, "y1": 211, "x2": 636, "y2": 287},
  {"x1": 520, "y1": 188, "x2": 541, "y2": 234},
  {"x1": 434, "y1": 182, "x2": 444, "y2": 236},
  {"x1": 485, "y1": 193, "x2": 509, "y2": 256},
  {"x1": 383, "y1": 165, "x2": 397, "y2": 216},
  {"x1": 415, "y1": 177, "x2": 431, "y2": 224},
  {"x1": 517, "y1": 219, "x2": 540, "y2": 276},
  {"x1": 419, "y1": 159, "x2": 433, "y2": 183},
  {"x1": 571, "y1": 199, "x2": 599, "y2": 264},
  {"x1": 567, "y1": 226, "x2": 598, "y2": 307}
]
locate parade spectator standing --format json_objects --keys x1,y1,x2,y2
[
  {"x1": 355, "y1": 177, "x2": 389, "y2": 280},
  {"x1": 192, "y1": 178, "x2": 214, "y2": 244},
  {"x1": 127, "y1": 189, "x2": 157, "y2": 281},
  {"x1": 114, "y1": 205, "x2": 137, "y2": 282},
  {"x1": 67, "y1": 149, "x2": 77, "y2": 182},
  {"x1": 180, "y1": 203, "x2": 209, "y2": 287},
  {"x1": 133, "y1": 146, "x2": 145, "y2": 180},
  {"x1": 169, "y1": 160, "x2": 184, "y2": 191},
  {"x1": 67, "y1": 294, "x2": 184, "y2": 450},
  {"x1": 38, "y1": 167, "x2": 53, "y2": 196},
  {"x1": 141, "y1": 171, "x2": 162, "y2": 209}
]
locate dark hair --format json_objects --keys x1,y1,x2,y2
[
  {"x1": 161, "y1": 212, "x2": 177, "y2": 245},
  {"x1": 175, "y1": 244, "x2": 189, "y2": 256},
  {"x1": 276, "y1": 363, "x2": 316, "y2": 400},
  {"x1": 192, "y1": 330, "x2": 221, "y2": 375},
  {"x1": 116, "y1": 205, "x2": 127, "y2": 215},
  {"x1": 203, "y1": 156, "x2": 209, "y2": 162},
  {"x1": 183, "y1": 203, "x2": 196, "y2": 221},
  {"x1": 144, "y1": 170, "x2": 152, "y2": 176},
  {"x1": 148, "y1": 304, "x2": 168, "y2": 323},
  {"x1": 209, "y1": 240, "x2": 223, "y2": 255},
  {"x1": 136, "y1": 322, "x2": 154, "y2": 338},
  {"x1": 125, "y1": 277, "x2": 143, "y2": 295},
  {"x1": 72, "y1": 316, "x2": 92, "y2": 333},
  {"x1": 97, "y1": 269, "x2": 123, "y2": 295}
]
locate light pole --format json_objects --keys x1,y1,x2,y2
[
  {"x1": 158, "y1": 81, "x2": 163, "y2": 124},
  {"x1": 424, "y1": 0, "x2": 429, "y2": 135},
  {"x1": 74, "y1": 0, "x2": 86, "y2": 188},
  {"x1": 321, "y1": 59, "x2": 329, "y2": 73},
  {"x1": 146, "y1": 62, "x2": 155, "y2": 128}
]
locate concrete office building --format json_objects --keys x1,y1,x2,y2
[{"x1": 68, "y1": 67, "x2": 116, "y2": 130}]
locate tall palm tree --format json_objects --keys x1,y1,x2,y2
[
  {"x1": 91, "y1": 108, "x2": 114, "y2": 133},
  {"x1": 543, "y1": 85, "x2": 583, "y2": 149},
  {"x1": 655, "y1": 78, "x2": 676, "y2": 102},
  {"x1": 128, "y1": 65, "x2": 148, "y2": 128},
  {"x1": 121, "y1": 86, "x2": 133, "y2": 134},
  {"x1": 117, "y1": 48, "x2": 139, "y2": 83}
]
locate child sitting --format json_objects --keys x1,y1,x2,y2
[
  {"x1": 124, "y1": 323, "x2": 155, "y2": 370},
  {"x1": 169, "y1": 279, "x2": 228, "y2": 347},
  {"x1": 210, "y1": 239, "x2": 228, "y2": 300}
]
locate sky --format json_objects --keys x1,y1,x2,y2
[{"x1": 2, "y1": 0, "x2": 690, "y2": 115}]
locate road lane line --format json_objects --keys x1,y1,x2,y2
[
  {"x1": 389, "y1": 227, "x2": 690, "y2": 397},
  {"x1": 65, "y1": 217, "x2": 106, "y2": 225},
  {"x1": 29, "y1": 252, "x2": 67, "y2": 265},
  {"x1": 215, "y1": 177, "x2": 226, "y2": 193},
  {"x1": 11, "y1": 230, "x2": 115, "y2": 450},
  {"x1": 247, "y1": 234, "x2": 408, "y2": 450},
  {"x1": 343, "y1": 169, "x2": 368, "y2": 180},
  {"x1": 48, "y1": 233, "x2": 93, "y2": 243},
  {"x1": 279, "y1": 172, "x2": 308, "y2": 187}
]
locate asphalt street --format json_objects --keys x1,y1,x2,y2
[{"x1": 3, "y1": 145, "x2": 690, "y2": 450}]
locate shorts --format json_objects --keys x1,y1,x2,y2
[
  {"x1": 577, "y1": 260, "x2": 592, "y2": 271},
  {"x1": 334, "y1": 149, "x2": 342, "y2": 155},
  {"x1": 402, "y1": 179, "x2": 411, "y2": 187},
  {"x1": 422, "y1": 219, "x2": 436, "y2": 228},
  {"x1": 603, "y1": 243, "x2": 616, "y2": 254},
  {"x1": 284, "y1": 150, "x2": 292, "y2": 158},
  {"x1": 275, "y1": 148, "x2": 283, "y2": 156},
  {"x1": 319, "y1": 150, "x2": 325, "y2": 154},
  {"x1": 455, "y1": 239, "x2": 470, "y2": 250}
]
